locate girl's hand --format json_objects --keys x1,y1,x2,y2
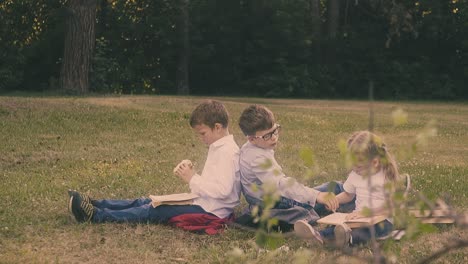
[{"x1": 317, "y1": 192, "x2": 339, "y2": 212}]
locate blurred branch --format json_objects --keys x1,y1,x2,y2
[
  {"x1": 368, "y1": 80, "x2": 374, "y2": 132},
  {"x1": 416, "y1": 238, "x2": 468, "y2": 264}
]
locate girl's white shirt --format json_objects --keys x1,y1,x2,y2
[{"x1": 343, "y1": 169, "x2": 387, "y2": 212}]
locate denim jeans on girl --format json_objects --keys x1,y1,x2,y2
[{"x1": 320, "y1": 219, "x2": 393, "y2": 244}]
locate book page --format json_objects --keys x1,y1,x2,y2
[
  {"x1": 149, "y1": 192, "x2": 199, "y2": 202},
  {"x1": 408, "y1": 208, "x2": 454, "y2": 224},
  {"x1": 317, "y1": 212, "x2": 386, "y2": 228},
  {"x1": 149, "y1": 193, "x2": 199, "y2": 208},
  {"x1": 317, "y1": 212, "x2": 348, "y2": 226}
]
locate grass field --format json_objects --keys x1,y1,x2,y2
[{"x1": 0, "y1": 96, "x2": 467, "y2": 263}]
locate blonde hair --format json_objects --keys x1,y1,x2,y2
[{"x1": 347, "y1": 131, "x2": 399, "y2": 182}]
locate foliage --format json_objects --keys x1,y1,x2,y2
[
  {"x1": 1, "y1": 0, "x2": 467, "y2": 99},
  {"x1": 91, "y1": 0, "x2": 179, "y2": 94},
  {"x1": 0, "y1": 0, "x2": 65, "y2": 92}
]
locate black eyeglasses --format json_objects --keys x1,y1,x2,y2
[{"x1": 250, "y1": 124, "x2": 281, "y2": 141}]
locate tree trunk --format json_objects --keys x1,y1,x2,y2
[
  {"x1": 310, "y1": 0, "x2": 321, "y2": 40},
  {"x1": 327, "y1": 0, "x2": 340, "y2": 39},
  {"x1": 176, "y1": 0, "x2": 190, "y2": 95},
  {"x1": 325, "y1": 0, "x2": 340, "y2": 65},
  {"x1": 60, "y1": 0, "x2": 97, "y2": 94},
  {"x1": 309, "y1": 0, "x2": 322, "y2": 62}
]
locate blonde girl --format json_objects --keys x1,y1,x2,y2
[{"x1": 294, "y1": 131, "x2": 401, "y2": 247}]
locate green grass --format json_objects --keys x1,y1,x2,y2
[{"x1": 0, "y1": 96, "x2": 467, "y2": 263}]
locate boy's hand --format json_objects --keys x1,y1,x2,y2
[
  {"x1": 316, "y1": 192, "x2": 339, "y2": 212},
  {"x1": 173, "y1": 160, "x2": 192, "y2": 173},
  {"x1": 174, "y1": 160, "x2": 195, "y2": 183}
]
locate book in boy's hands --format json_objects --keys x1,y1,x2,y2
[
  {"x1": 149, "y1": 193, "x2": 199, "y2": 208},
  {"x1": 317, "y1": 212, "x2": 387, "y2": 228}
]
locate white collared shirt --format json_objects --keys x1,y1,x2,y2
[{"x1": 190, "y1": 135, "x2": 241, "y2": 218}]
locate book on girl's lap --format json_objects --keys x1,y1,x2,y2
[
  {"x1": 317, "y1": 212, "x2": 387, "y2": 228},
  {"x1": 149, "y1": 193, "x2": 199, "y2": 208}
]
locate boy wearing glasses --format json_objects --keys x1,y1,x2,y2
[
  {"x1": 68, "y1": 100, "x2": 241, "y2": 234},
  {"x1": 238, "y1": 105, "x2": 347, "y2": 228}
]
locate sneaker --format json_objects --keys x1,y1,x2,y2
[
  {"x1": 68, "y1": 190, "x2": 94, "y2": 213},
  {"x1": 68, "y1": 189, "x2": 93, "y2": 204},
  {"x1": 69, "y1": 191, "x2": 95, "y2": 222},
  {"x1": 334, "y1": 223, "x2": 351, "y2": 248},
  {"x1": 294, "y1": 220, "x2": 324, "y2": 244}
]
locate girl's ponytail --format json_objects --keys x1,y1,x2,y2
[
  {"x1": 380, "y1": 144, "x2": 399, "y2": 182},
  {"x1": 347, "y1": 131, "x2": 399, "y2": 182}
]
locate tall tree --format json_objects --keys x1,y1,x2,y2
[
  {"x1": 324, "y1": 0, "x2": 340, "y2": 66},
  {"x1": 309, "y1": 0, "x2": 321, "y2": 61},
  {"x1": 60, "y1": 0, "x2": 97, "y2": 94},
  {"x1": 310, "y1": 0, "x2": 321, "y2": 38},
  {"x1": 176, "y1": 0, "x2": 190, "y2": 95},
  {"x1": 327, "y1": 0, "x2": 340, "y2": 39}
]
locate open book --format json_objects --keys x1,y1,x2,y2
[
  {"x1": 149, "y1": 193, "x2": 199, "y2": 208},
  {"x1": 408, "y1": 208, "x2": 455, "y2": 224},
  {"x1": 317, "y1": 212, "x2": 387, "y2": 228}
]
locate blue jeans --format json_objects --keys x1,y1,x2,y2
[
  {"x1": 244, "y1": 181, "x2": 355, "y2": 225},
  {"x1": 92, "y1": 197, "x2": 209, "y2": 223},
  {"x1": 273, "y1": 181, "x2": 355, "y2": 216},
  {"x1": 320, "y1": 220, "x2": 393, "y2": 245}
]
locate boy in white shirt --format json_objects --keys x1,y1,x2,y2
[{"x1": 69, "y1": 100, "x2": 241, "y2": 232}]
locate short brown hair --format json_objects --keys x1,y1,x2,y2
[
  {"x1": 239, "y1": 105, "x2": 275, "y2": 136},
  {"x1": 189, "y1": 100, "x2": 229, "y2": 128}
]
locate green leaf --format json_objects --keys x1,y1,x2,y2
[
  {"x1": 361, "y1": 207, "x2": 372, "y2": 217},
  {"x1": 337, "y1": 139, "x2": 353, "y2": 170},
  {"x1": 418, "y1": 223, "x2": 438, "y2": 233},
  {"x1": 326, "y1": 181, "x2": 337, "y2": 193},
  {"x1": 260, "y1": 158, "x2": 273, "y2": 170},
  {"x1": 251, "y1": 205, "x2": 259, "y2": 217},
  {"x1": 267, "y1": 218, "x2": 279, "y2": 230},
  {"x1": 391, "y1": 108, "x2": 408, "y2": 126},
  {"x1": 299, "y1": 147, "x2": 315, "y2": 167},
  {"x1": 337, "y1": 139, "x2": 348, "y2": 155},
  {"x1": 255, "y1": 230, "x2": 285, "y2": 250}
]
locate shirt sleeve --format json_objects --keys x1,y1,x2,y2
[
  {"x1": 251, "y1": 154, "x2": 320, "y2": 206},
  {"x1": 343, "y1": 171, "x2": 357, "y2": 194},
  {"x1": 189, "y1": 148, "x2": 238, "y2": 199}
]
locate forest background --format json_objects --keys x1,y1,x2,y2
[{"x1": 1, "y1": 0, "x2": 467, "y2": 100}]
